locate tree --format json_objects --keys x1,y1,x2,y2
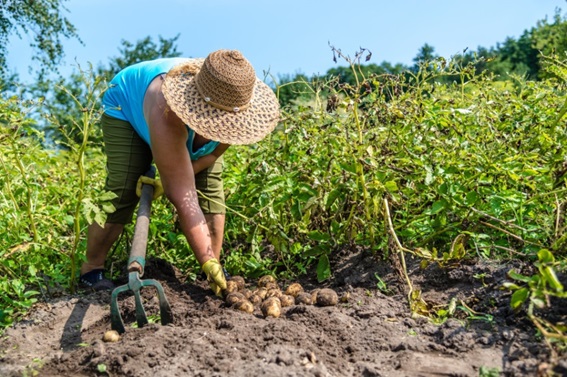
[
  {"x1": 412, "y1": 43, "x2": 438, "y2": 72},
  {"x1": 98, "y1": 34, "x2": 182, "y2": 82},
  {"x1": 494, "y1": 32, "x2": 539, "y2": 79},
  {"x1": 275, "y1": 72, "x2": 314, "y2": 108},
  {"x1": 0, "y1": 0, "x2": 80, "y2": 79},
  {"x1": 530, "y1": 10, "x2": 567, "y2": 78},
  {"x1": 478, "y1": 8, "x2": 566, "y2": 80}
]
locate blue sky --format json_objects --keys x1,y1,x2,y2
[{"x1": 7, "y1": 0, "x2": 567, "y2": 83}]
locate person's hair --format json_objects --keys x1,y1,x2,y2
[{"x1": 167, "y1": 58, "x2": 204, "y2": 78}]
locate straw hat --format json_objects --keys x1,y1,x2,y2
[{"x1": 162, "y1": 49, "x2": 280, "y2": 145}]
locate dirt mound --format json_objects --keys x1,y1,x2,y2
[{"x1": 0, "y1": 249, "x2": 564, "y2": 377}]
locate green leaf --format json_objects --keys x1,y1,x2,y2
[
  {"x1": 244, "y1": 260, "x2": 261, "y2": 270},
  {"x1": 501, "y1": 282, "x2": 521, "y2": 291},
  {"x1": 98, "y1": 191, "x2": 118, "y2": 201},
  {"x1": 304, "y1": 245, "x2": 329, "y2": 257},
  {"x1": 541, "y1": 266, "x2": 564, "y2": 292},
  {"x1": 94, "y1": 212, "x2": 106, "y2": 228},
  {"x1": 510, "y1": 287, "x2": 529, "y2": 310},
  {"x1": 64, "y1": 215, "x2": 74, "y2": 226},
  {"x1": 316, "y1": 254, "x2": 331, "y2": 282},
  {"x1": 84, "y1": 211, "x2": 93, "y2": 225},
  {"x1": 384, "y1": 180, "x2": 398, "y2": 193},
  {"x1": 537, "y1": 249, "x2": 555, "y2": 264},
  {"x1": 97, "y1": 363, "x2": 107, "y2": 373},
  {"x1": 307, "y1": 231, "x2": 331, "y2": 242},
  {"x1": 24, "y1": 290, "x2": 40, "y2": 298},
  {"x1": 507, "y1": 270, "x2": 531, "y2": 283},
  {"x1": 325, "y1": 189, "x2": 342, "y2": 210},
  {"x1": 465, "y1": 191, "x2": 479, "y2": 206},
  {"x1": 430, "y1": 199, "x2": 447, "y2": 215},
  {"x1": 102, "y1": 203, "x2": 116, "y2": 213},
  {"x1": 339, "y1": 162, "x2": 357, "y2": 174}
]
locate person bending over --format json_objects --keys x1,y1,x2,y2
[{"x1": 79, "y1": 49, "x2": 280, "y2": 295}]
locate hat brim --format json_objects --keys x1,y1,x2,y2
[{"x1": 162, "y1": 60, "x2": 280, "y2": 145}]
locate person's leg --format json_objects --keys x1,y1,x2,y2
[
  {"x1": 81, "y1": 223, "x2": 124, "y2": 275},
  {"x1": 80, "y1": 114, "x2": 152, "y2": 287},
  {"x1": 195, "y1": 156, "x2": 226, "y2": 262}
]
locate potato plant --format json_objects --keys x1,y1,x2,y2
[
  {"x1": 0, "y1": 53, "x2": 566, "y2": 350},
  {"x1": 222, "y1": 54, "x2": 567, "y2": 279}
]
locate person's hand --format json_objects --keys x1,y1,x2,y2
[{"x1": 201, "y1": 258, "x2": 227, "y2": 297}]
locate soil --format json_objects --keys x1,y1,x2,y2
[{"x1": 1, "y1": 248, "x2": 566, "y2": 377}]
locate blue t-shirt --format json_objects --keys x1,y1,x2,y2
[{"x1": 102, "y1": 58, "x2": 219, "y2": 160}]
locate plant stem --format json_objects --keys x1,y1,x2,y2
[
  {"x1": 383, "y1": 198, "x2": 414, "y2": 294},
  {"x1": 7, "y1": 130, "x2": 38, "y2": 243}
]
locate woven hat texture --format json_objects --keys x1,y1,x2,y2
[{"x1": 162, "y1": 50, "x2": 280, "y2": 145}]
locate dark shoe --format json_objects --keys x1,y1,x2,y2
[{"x1": 79, "y1": 269, "x2": 115, "y2": 291}]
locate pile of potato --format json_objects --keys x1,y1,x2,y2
[{"x1": 223, "y1": 275, "x2": 342, "y2": 318}]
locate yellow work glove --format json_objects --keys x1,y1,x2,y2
[
  {"x1": 136, "y1": 176, "x2": 164, "y2": 199},
  {"x1": 201, "y1": 258, "x2": 227, "y2": 297}
]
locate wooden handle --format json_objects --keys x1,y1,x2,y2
[{"x1": 128, "y1": 166, "x2": 156, "y2": 275}]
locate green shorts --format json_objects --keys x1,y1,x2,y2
[{"x1": 101, "y1": 113, "x2": 225, "y2": 224}]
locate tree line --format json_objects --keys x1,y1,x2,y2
[
  {"x1": 277, "y1": 9, "x2": 567, "y2": 105},
  {"x1": 0, "y1": 1, "x2": 566, "y2": 145}
]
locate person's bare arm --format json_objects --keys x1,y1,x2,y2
[
  {"x1": 144, "y1": 83, "x2": 215, "y2": 265},
  {"x1": 192, "y1": 143, "x2": 230, "y2": 175}
]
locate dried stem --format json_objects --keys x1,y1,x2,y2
[{"x1": 383, "y1": 198, "x2": 414, "y2": 294}]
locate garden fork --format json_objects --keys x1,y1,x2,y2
[{"x1": 110, "y1": 166, "x2": 173, "y2": 334}]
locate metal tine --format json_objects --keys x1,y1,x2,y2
[
  {"x1": 138, "y1": 278, "x2": 173, "y2": 326},
  {"x1": 134, "y1": 289, "x2": 149, "y2": 328},
  {"x1": 154, "y1": 282, "x2": 173, "y2": 325},
  {"x1": 110, "y1": 286, "x2": 128, "y2": 334}
]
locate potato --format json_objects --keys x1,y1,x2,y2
[
  {"x1": 295, "y1": 292, "x2": 313, "y2": 305},
  {"x1": 340, "y1": 292, "x2": 350, "y2": 303},
  {"x1": 310, "y1": 288, "x2": 320, "y2": 303},
  {"x1": 242, "y1": 288, "x2": 253, "y2": 299},
  {"x1": 285, "y1": 283, "x2": 304, "y2": 298},
  {"x1": 233, "y1": 300, "x2": 254, "y2": 314},
  {"x1": 225, "y1": 292, "x2": 246, "y2": 306},
  {"x1": 249, "y1": 294, "x2": 263, "y2": 305},
  {"x1": 254, "y1": 287, "x2": 268, "y2": 300},
  {"x1": 264, "y1": 282, "x2": 279, "y2": 290},
  {"x1": 103, "y1": 330, "x2": 120, "y2": 343},
  {"x1": 266, "y1": 288, "x2": 282, "y2": 298},
  {"x1": 279, "y1": 294, "x2": 295, "y2": 307},
  {"x1": 258, "y1": 275, "x2": 276, "y2": 288},
  {"x1": 224, "y1": 280, "x2": 239, "y2": 294},
  {"x1": 229, "y1": 276, "x2": 246, "y2": 291},
  {"x1": 316, "y1": 288, "x2": 338, "y2": 306},
  {"x1": 261, "y1": 297, "x2": 281, "y2": 318}
]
